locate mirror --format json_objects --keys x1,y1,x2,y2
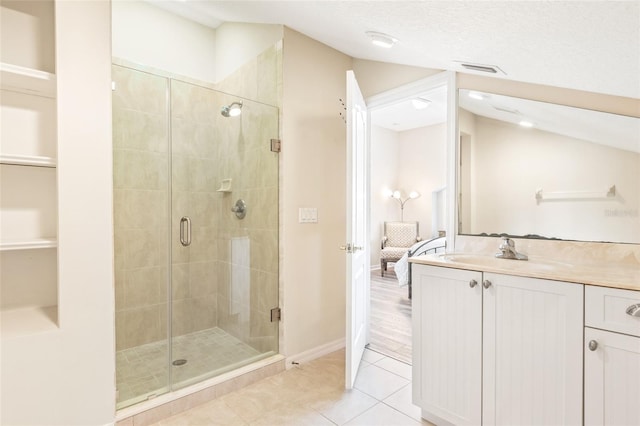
[{"x1": 458, "y1": 89, "x2": 640, "y2": 244}]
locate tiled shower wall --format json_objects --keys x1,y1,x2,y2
[
  {"x1": 113, "y1": 66, "x2": 170, "y2": 350},
  {"x1": 113, "y1": 42, "x2": 281, "y2": 353}
]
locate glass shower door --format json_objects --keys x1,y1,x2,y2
[
  {"x1": 169, "y1": 80, "x2": 279, "y2": 390},
  {"x1": 114, "y1": 69, "x2": 280, "y2": 407}
]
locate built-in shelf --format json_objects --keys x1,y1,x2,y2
[
  {"x1": 0, "y1": 62, "x2": 56, "y2": 98},
  {"x1": 0, "y1": 154, "x2": 57, "y2": 168},
  {"x1": 0, "y1": 305, "x2": 59, "y2": 339},
  {"x1": 0, "y1": 239, "x2": 58, "y2": 252},
  {"x1": 217, "y1": 178, "x2": 233, "y2": 192}
]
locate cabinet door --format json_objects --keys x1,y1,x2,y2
[
  {"x1": 412, "y1": 265, "x2": 482, "y2": 425},
  {"x1": 482, "y1": 273, "x2": 583, "y2": 426},
  {"x1": 585, "y1": 327, "x2": 640, "y2": 426}
]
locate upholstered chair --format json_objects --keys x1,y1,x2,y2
[{"x1": 380, "y1": 221, "x2": 420, "y2": 276}]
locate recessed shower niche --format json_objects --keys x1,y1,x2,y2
[{"x1": 112, "y1": 64, "x2": 279, "y2": 409}]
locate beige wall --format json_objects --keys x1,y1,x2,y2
[
  {"x1": 352, "y1": 58, "x2": 442, "y2": 99},
  {"x1": 215, "y1": 22, "x2": 283, "y2": 83},
  {"x1": 281, "y1": 28, "x2": 352, "y2": 358},
  {"x1": 397, "y1": 123, "x2": 448, "y2": 237},
  {"x1": 112, "y1": 0, "x2": 217, "y2": 82}
]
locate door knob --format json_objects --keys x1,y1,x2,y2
[
  {"x1": 588, "y1": 340, "x2": 598, "y2": 351},
  {"x1": 340, "y1": 243, "x2": 362, "y2": 253},
  {"x1": 482, "y1": 280, "x2": 492, "y2": 289},
  {"x1": 469, "y1": 279, "x2": 478, "y2": 288}
]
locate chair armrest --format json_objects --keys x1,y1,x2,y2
[{"x1": 381, "y1": 236, "x2": 388, "y2": 249}]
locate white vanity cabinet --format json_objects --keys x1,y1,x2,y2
[
  {"x1": 584, "y1": 286, "x2": 640, "y2": 426},
  {"x1": 412, "y1": 264, "x2": 584, "y2": 425},
  {"x1": 412, "y1": 266, "x2": 483, "y2": 425}
]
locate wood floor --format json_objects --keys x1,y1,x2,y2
[{"x1": 368, "y1": 268, "x2": 412, "y2": 364}]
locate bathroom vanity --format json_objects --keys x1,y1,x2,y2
[{"x1": 409, "y1": 248, "x2": 640, "y2": 426}]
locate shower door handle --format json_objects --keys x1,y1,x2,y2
[{"x1": 180, "y1": 216, "x2": 191, "y2": 247}]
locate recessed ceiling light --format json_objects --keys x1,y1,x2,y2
[
  {"x1": 365, "y1": 31, "x2": 398, "y2": 48},
  {"x1": 412, "y1": 98, "x2": 431, "y2": 110},
  {"x1": 519, "y1": 120, "x2": 534, "y2": 128}
]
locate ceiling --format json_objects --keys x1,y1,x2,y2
[
  {"x1": 149, "y1": 0, "x2": 640, "y2": 134},
  {"x1": 370, "y1": 85, "x2": 448, "y2": 131},
  {"x1": 152, "y1": 0, "x2": 640, "y2": 101}
]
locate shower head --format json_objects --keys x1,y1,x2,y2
[{"x1": 221, "y1": 101, "x2": 243, "y2": 117}]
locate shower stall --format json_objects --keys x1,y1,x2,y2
[{"x1": 112, "y1": 64, "x2": 279, "y2": 410}]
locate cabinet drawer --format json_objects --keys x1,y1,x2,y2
[{"x1": 586, "y1": 286, "x2": 640, "y2": 337}]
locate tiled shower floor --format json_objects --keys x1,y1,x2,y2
[{"x1": 116, "y1": 327, "x2": 267, "y2": 409}]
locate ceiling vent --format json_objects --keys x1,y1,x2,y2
[{"x1": 453, "y1": 61, "x2": 506, "y2": 76}]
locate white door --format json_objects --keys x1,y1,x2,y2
[
  {"x1": 584, "y1": 327, "x2": 640, "y2": 426},
  {"x1": 344, "y1": 70, "x2": 369, "y2": 389}
]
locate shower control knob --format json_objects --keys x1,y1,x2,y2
[{"x1": 231, "y1": 199, "x2": 247, "y2": 219}]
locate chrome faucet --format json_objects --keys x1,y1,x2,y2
[{"x1": 495, "y1": 236, "x2": 528, "y2": 260}]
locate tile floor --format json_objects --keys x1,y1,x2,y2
[
  {"x1": 117, "y1": 327, "x2": 271, "y2": 409},
  {"x1": 150, "y1": 348, "x2": 433, "y2": 425}
]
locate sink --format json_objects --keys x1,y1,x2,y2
[
  {"x1": 439, "y1": 253, "x2": 501, "y2": 266},
  {"x1": 437, "y1": 253, "x2": 572, "y2": 271}
]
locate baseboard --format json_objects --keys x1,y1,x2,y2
[{"x1": 285, "y1": 338, "x2": 345, "y2": 369}]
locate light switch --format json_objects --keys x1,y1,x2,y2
[{"x1": 299, "y1": 207, "x2": 318, "y2": 223}]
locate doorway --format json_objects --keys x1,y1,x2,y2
[{"x1": 365, "y1": 74, "x2": 453, "y2": 364}]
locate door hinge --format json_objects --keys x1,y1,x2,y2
[
  {"x1": 270, "y1": 139, "x2": 281, "y2": 153},
  {"x1": 270, "y1": 307, "x2": 281, "y2": 322}
]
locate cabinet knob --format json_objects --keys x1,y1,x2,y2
[
  {"x1": 626, "y1": 303, "x2": 640, "y2": 317},
  {"x1": 588, "y1": 340, "x2": 598, "y2": 351},
  {"x1": 469, "y1": 279, "x2": 478, "y2": 288},
  {"x1": 482, "y1": 280, "x2": 492, "y2": 289}
]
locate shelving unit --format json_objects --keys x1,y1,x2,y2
[
  {"x1": 1, "y1": 0, "x2": 59, "y2": 336},
  {"x1": 0, "y1": 239, "x2": 58, "y2": 251},
  {"x1": 0, "y1": 62, "x2": 57, "y2": 97},
  {"x1": 0, "y1": 154, "x2": 57, "y2": 167}
]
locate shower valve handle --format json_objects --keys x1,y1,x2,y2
[{"x1": 232, "y1": 199, "x2": 247, "y2": 219}]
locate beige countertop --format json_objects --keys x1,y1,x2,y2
[{"x1": 410, "y1": 253, "x2": 640, "y2": 292}]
